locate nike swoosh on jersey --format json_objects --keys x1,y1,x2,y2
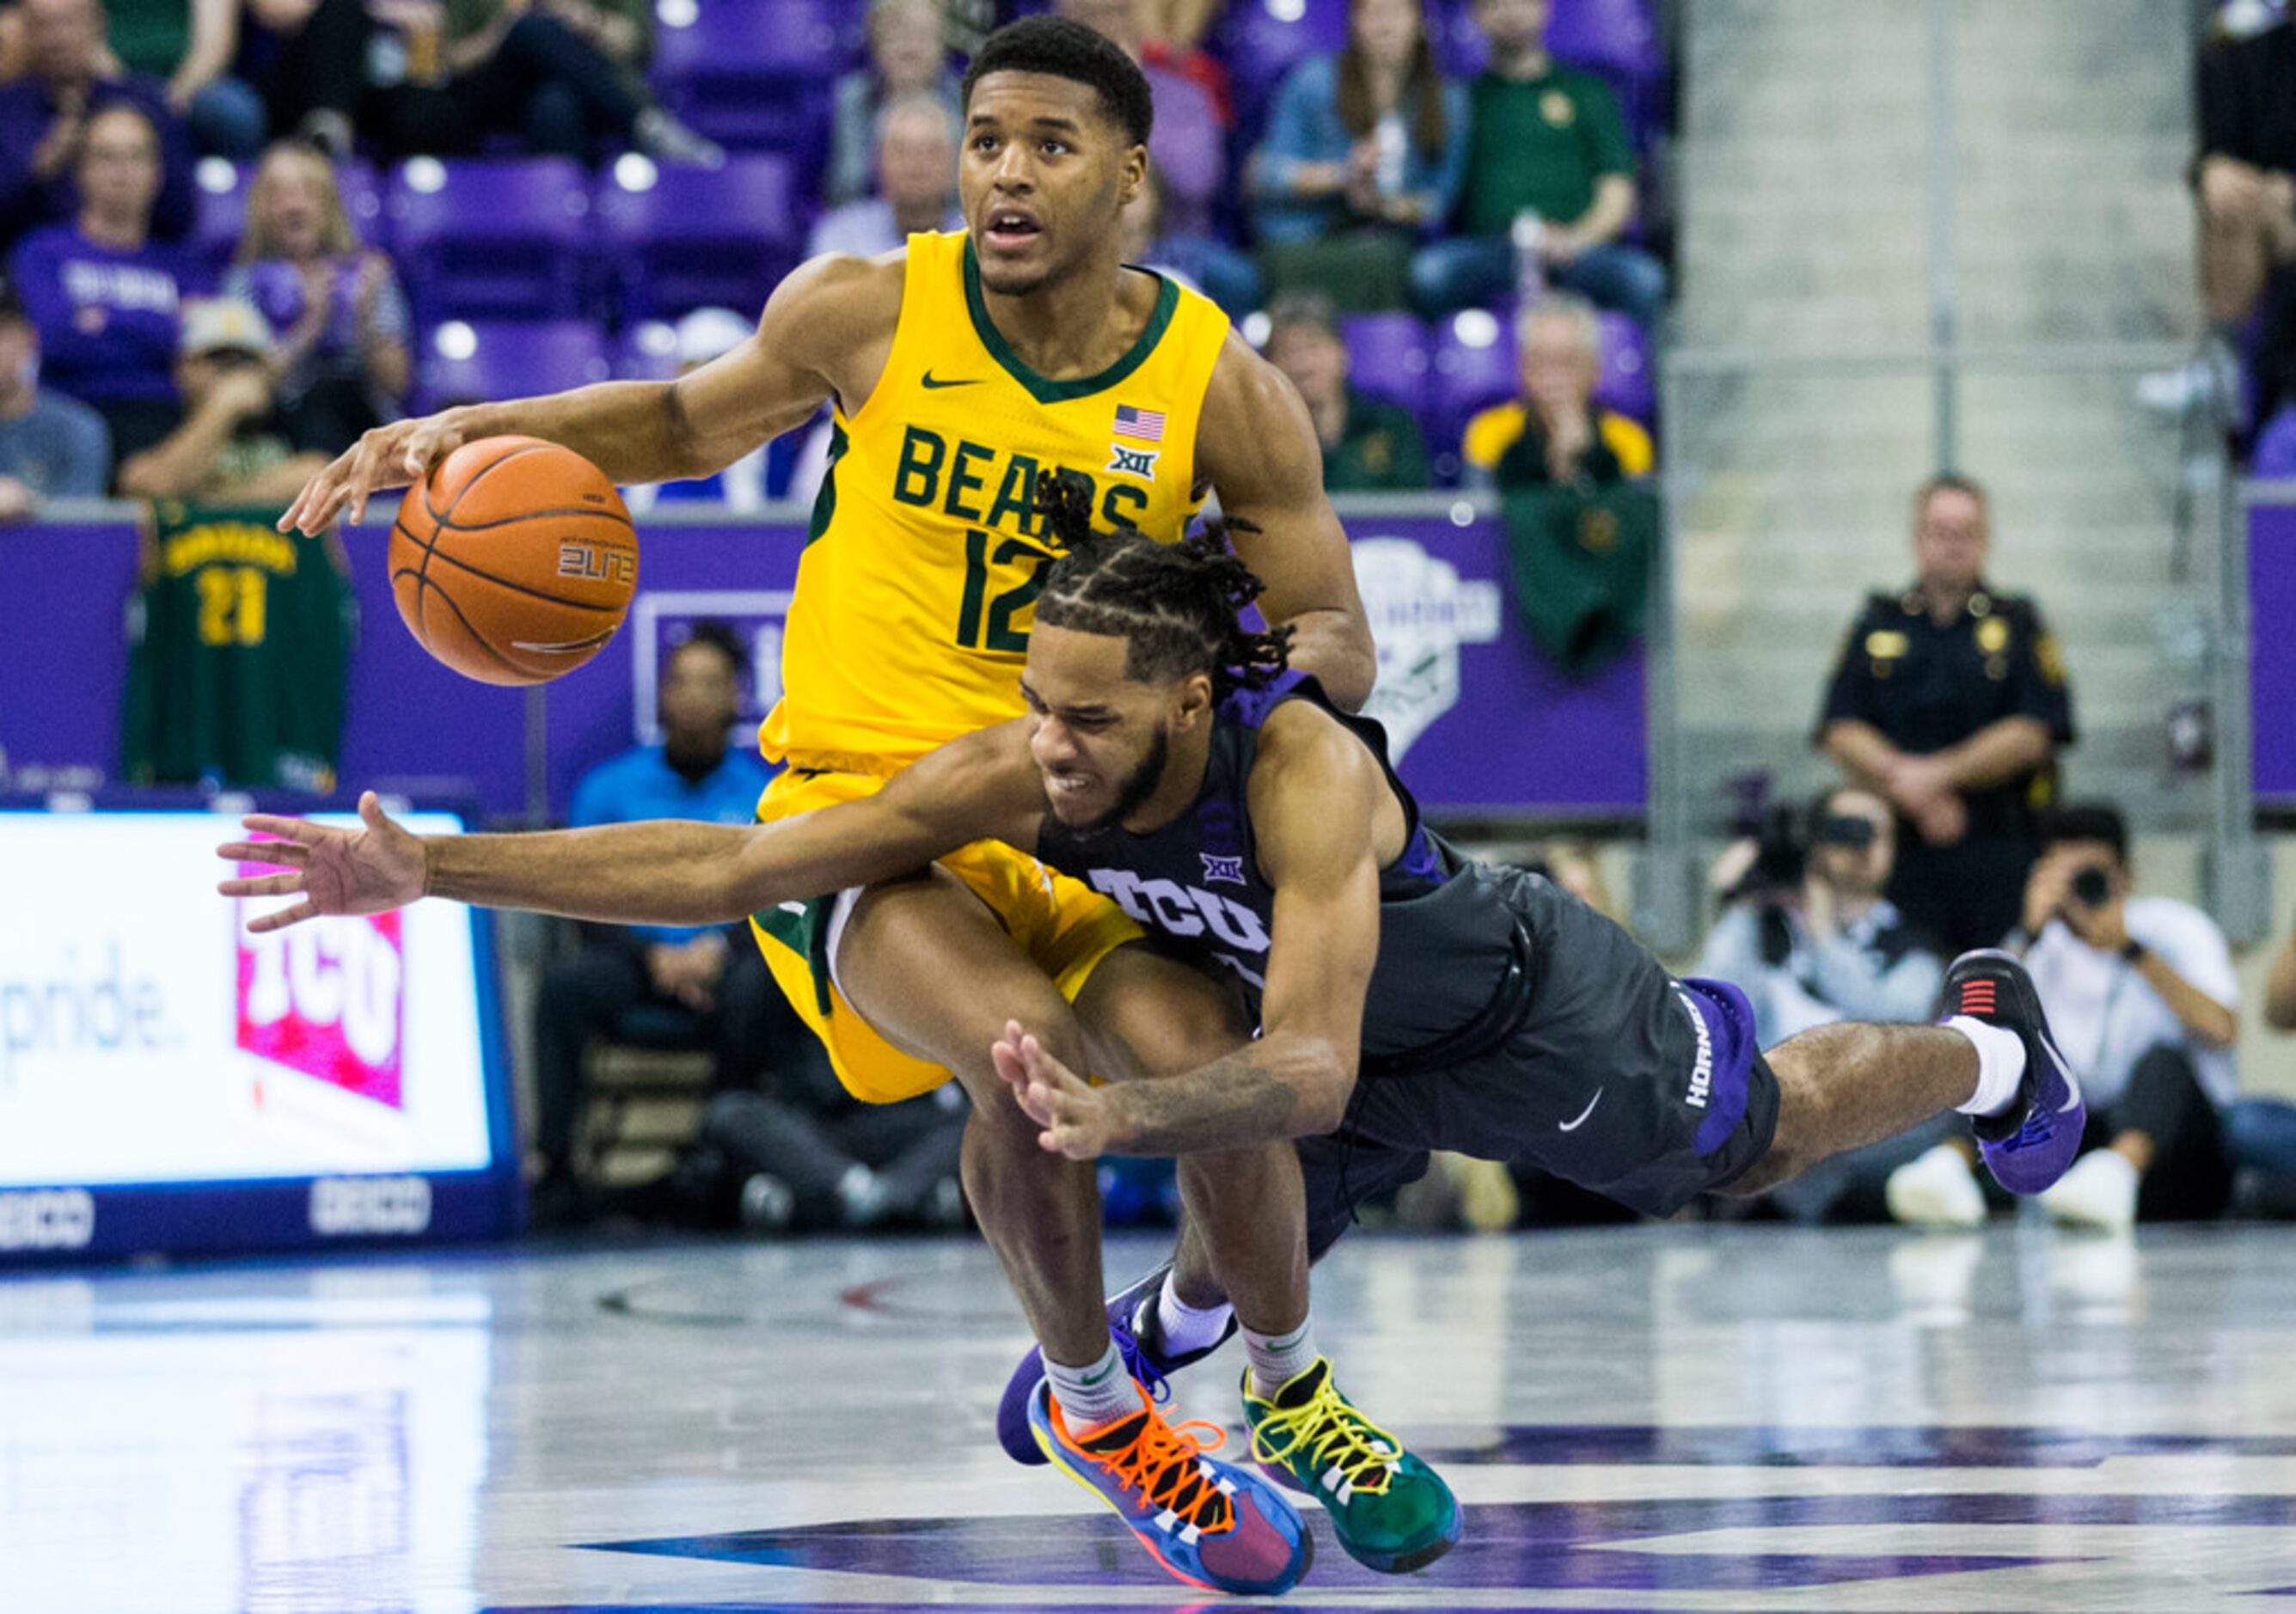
[
  {"x1": 921, "y1": 371, "x2": 979, "y2": 389},
  {"x1": 1558, "y1": 1090, "x2": 1603, "y2": 1132}
]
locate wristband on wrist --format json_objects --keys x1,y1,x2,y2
[{"x1": 2120, "y1": 937, "x2": 2146, "y2": 963}]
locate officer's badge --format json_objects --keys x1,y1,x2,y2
[
  {"x1": 1976, "y1": 616, "x2": 2010, "y2": 655},
  {"x1": 1865, "y1": 629, "x2": 1909, "y2": 659}
]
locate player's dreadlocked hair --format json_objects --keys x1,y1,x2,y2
[{"x1": 1031, "y1": 474, "x2": 1291, "y2": 702}]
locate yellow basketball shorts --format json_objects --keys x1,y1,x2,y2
[{"x1": 745, "y1": 766, "x2": 1143, "y2": 1104}]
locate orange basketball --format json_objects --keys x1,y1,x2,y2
[{"x1": 389, "y1": 436, "x2": 639, "y2": 687}]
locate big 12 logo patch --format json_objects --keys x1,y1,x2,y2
[{"x1": 236, "y1": 886, "x2": 405, "y2": 1110}]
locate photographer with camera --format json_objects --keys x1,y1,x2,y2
[
  {"x1": 1697, "y1": 786, "x2": 1945, "y2": 1049},
  {"x1": 1890, "y1": 801, "x2": 2238, "y2": 1232}
]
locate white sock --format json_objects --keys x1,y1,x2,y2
[
  {"x1": 1243, "y1": 1317, "x2": 1319, "y2": 1399},
  {"x1": 1044, "y1": 1338, "x2": 1137, "y2": 1435},
  {"x1": 1945, "y1": 1016, "x2": 2027, "y2": 1117},
  {"x1": 1154, "y1": 1273, "x2": 1234, "y2": 1355}
]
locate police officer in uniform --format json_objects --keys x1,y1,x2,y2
[{"x1": 1815, "y1": 473, "x2": 2077, "y2": 954}]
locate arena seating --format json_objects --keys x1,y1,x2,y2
[
  {"x1": 389, "y1": 158, "x2": 591, "y2": 323},
  {"x1": 414, "y1": 319, "x2": 611, "y2": 413},
  {"x1": 592, "y1": 156, "x2": 802, "y2": 326}
]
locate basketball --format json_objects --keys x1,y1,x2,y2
[{"x1": 389, "y1": 436, "x2": 638, "y2": 687}]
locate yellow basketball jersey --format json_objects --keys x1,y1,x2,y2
[{"x1": 761, "y1": 229, "x2": 1232, "y2": 768}]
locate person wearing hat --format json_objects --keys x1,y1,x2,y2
[
  {"x1": 0, "y1": 275, "x2": 112, "y2": 507},
  {"x1": 116, "y1": 296, "x2": 328, "y2": 503}
]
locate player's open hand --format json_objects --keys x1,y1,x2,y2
[
  {"x1": 992, "y1": 1020, "x2": 1117, "y2": 1159},
  {"x1": 217, "y1": 792, "x2": 428, "y2": 932},
  {"x1": 277, "y1": 410, "x2": 470, "y2": 535}
]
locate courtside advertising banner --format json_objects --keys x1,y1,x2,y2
[{"x1": 0, "y1": 810, "x2": 516, "y2": 1259}]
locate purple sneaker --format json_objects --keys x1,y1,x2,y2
[
  {"x1": 1947, "y1": 949, "x2": 2087, "y2": 1195},
  {"x1": 997, "y1": 1262, "x2": 1237, "y2": 1466}
]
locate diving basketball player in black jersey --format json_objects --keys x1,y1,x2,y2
[{"x1": 220, "y1": 494, "x2": 2090, "y2": 1570}]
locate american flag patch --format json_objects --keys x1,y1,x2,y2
[{"x1": 1114, "y1": 404, "x2": 1166, "y2": 443}]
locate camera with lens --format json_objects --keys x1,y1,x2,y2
[
  {"x1": 1730, "y1": 804, "x2": 1880, "y2": 965},
  {"x1": 2069, "y1": 865, "x2": 2113, "y2": 908},
  {"x1": 1732, "y1": 804, "x2": 1877, "y2": 901}
]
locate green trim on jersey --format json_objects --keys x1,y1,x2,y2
[
  {"x1": 805, "y1": 420, "x2": 850, "y2": 547},
  {"x1": 962, "y1": 239, "x2": 1179, "y2": 405}
]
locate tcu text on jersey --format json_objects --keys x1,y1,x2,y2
[{"x1": 1085, "y1": 869, "x2": 1270, "y2": 987}]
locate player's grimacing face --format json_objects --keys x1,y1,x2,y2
[
  {"x1": 962, "y1": 72, "x2": 1142, "y2": 295},
  {"x1": 1023, "y1": 625, "x2": 1185, "y2": 834}
]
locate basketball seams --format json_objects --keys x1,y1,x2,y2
[
  {"x1": 438, "y1": 441, "x2": 556, "y2": 524},
  {"x1": 426, "y1": 506, "x2": 637, "y2": 536},
  {"x1": 414, "y1": 541, "x2": 631, "y2": 613},
  {"x1": 418, "y1": 571, "x2": 539, "y2": 681}
]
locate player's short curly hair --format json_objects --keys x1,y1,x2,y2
[
  {"x1": 1031, "y1": 475, "x2": 1289, "y2": 703},
  {"x1": 960, "y1": 16, "x2": 1154, "y2": 150}
]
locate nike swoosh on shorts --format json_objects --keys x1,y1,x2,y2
[{"x1": 1558, "y1": 1090, "x2": 1603, "y2": 1132}]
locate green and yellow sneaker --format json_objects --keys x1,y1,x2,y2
[{"x1": 1241, "y1": 1358, "x2": 1460, "y2": 1574}]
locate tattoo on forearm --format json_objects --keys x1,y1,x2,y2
[{"x1": 1114, "y1": 1046, "x2": 1313, "y2": 1156}]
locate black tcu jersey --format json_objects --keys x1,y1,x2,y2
[
  {"x1": 1037, "y1": 672, "x2": 1541, "y2": 1067},
  {"x1": 1036, "y1": 670, "x2": 1781, "y2": 1236}
]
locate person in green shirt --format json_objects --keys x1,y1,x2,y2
[
  {"x1": 1262, "y1": 291, "x2": 1431, "y2": 493},
  {"x1": 1406, "y1": 0, "x2": 1666, "y2": 329}
]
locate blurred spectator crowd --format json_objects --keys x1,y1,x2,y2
[{"x1": 0, "y1": 0, "x2": 1675, "y2": 506}]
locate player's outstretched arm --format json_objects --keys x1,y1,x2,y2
[
  {"x1": 1195, "y1": 330, "x2": 1378, "y2": 711},
  {"x1": 219, "y1": 724, "x2": 1044, "y2": 933},
  {"x1": 996, "y1": 706, "x2": 1383, "y2": 1158},
  {"x1": 278, "y1": 252, "x2": 902, "y2": 535}
]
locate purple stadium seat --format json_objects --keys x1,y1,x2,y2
[
  {"x1": 1547, "y1": 0, "x2": 1662, "y2": 77},
  {"x1": 1592, "y1": 309, "x2": 1654, "y2": 424},
  {"x1": 1340, "y1": 312, "x2": 1432, "y2": 415},
  {"x1": 338, "y1": 162, "x2": 386, "y2": 248},
  {"x1": 1216, "y1": 0, "x2": 1350, "y2": 134},
  {"x1": 592, "y1": 155, "x2": 799, "y2": 324},
  {"x1": 413, "y1": 319, "x2": 610, "y2": 413},
  {"x1": 192, "y1": 159, "x2": 249, "y2": 280},
  {"x1": 388, "y1": 158, "x2": 588, "y2": 322},
  {"x1": 1429, "y1": 309, "x2": 1520, "y2": 480},
  {"x1": 651, "y1": 0, "x2": 848, "y2": 167}
]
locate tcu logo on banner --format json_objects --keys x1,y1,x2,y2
[{"x1": 236, "y1": 886, "x2": 406, "y2": 1110}]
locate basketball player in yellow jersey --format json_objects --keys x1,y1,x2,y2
[{"x1": 280, "y1": 23, "x2": 1371, "y2": 1581}]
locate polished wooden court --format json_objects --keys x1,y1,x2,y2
[{"x1": 4, "y1": 1220, "x2": 2293, "y2": 1611}]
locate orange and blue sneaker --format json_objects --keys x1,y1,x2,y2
[
  {"x1": 1243, "y1": 1358, "x2": 1460, "y2": 1574},
  {"x1": 999, "y1": 1262, "x2": 1234, "y2": 1466},
  {"x1": 1028, "y1": 1377, "x2": 1313, "y2": 1596}
]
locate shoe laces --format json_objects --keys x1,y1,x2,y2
[
  {"x1": 1082, "y1": 1405, "x2": 1236, "y2": 1534},
  {"x1": 1249, "y1": 1369, "x2": 1402, "y2": 1497}
]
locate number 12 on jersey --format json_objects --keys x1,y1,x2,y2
[{"x1": 956, "y1": 529, "x2": 1051, "y2": 654}]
